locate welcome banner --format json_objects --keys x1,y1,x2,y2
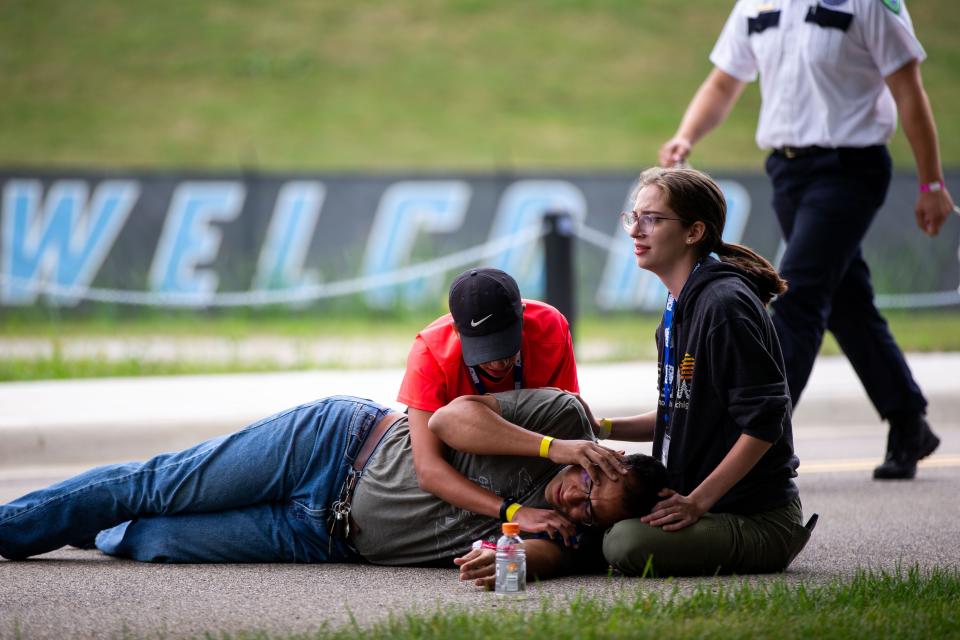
[{"x1": 1, "y1": 170, "x2": 957, "y2": 312}]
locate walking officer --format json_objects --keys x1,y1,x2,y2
[{"x1": 659, "y1": 0, "x2": 955, "y2": 479}]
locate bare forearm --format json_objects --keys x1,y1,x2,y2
[
  {"x1": 689, "y1": 433, "x2": 772, "y2": 512},
  {"x1": 430, "y1": 395, "x2": 628, "y2": 490},
  {"x1": 676, "y1": 68, "x2": 746, "y2": 145},
  {"x1": 897, "y1": 87, "x2": 943, "y2": 182},
  {"x1": 661, "y1": 68, "x2": 747, "y2": 166},
  {"x1": 409, "y1": 407, "x2": 502, "y2": 517},
  {"x1": 886, "y1": 59, "x2": 955, "y2": 236},
  {"x1": 888, "y1": 61, "x2": 943, "y2": 183},
  {"x1": 523, "y1": 540, "x2": 567, "y2": 580},
  {"x1": 642, "y1": 433, "x2": 774, "y2": 532},
  {"x1": 607, "y1": 410, "x2": 657, "y2": 442},
  {"x1": 418, "y1": 457, "x2": 502, "y2": 518},
  {"x1": 429, "y1": 395, "x2": 543, "y2": 457}
]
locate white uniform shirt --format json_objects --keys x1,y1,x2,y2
[{"x1": 710, "y1": 0, "x2": 926, "y2": 149}]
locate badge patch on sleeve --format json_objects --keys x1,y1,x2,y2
[{"x1": 880, "y1": 0, "x2": 902, "y2": 14}]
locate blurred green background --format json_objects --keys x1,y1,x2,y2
[
  {"x1": 2, "y1": 0, "x2": 957, "y2": 171},
  {"x1": 1, "y1": 0, "x2": 958, "y2": 380}
]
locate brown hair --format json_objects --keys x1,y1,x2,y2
[{"x1": 634, "y1": 167, "x2": 787, "y2": 305}]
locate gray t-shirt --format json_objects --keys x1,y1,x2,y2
[{"x1": 350, "y1": 388, "x2": 593, "y2": 566}]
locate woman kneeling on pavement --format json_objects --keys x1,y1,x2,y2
[{"x1": 596, "y1": 167, "x2": 815, "y2": 576}]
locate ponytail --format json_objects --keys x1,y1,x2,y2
[{"x1": 714, "y1": 241, "x2": 788, "y2": 305}]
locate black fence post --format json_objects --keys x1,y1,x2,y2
[{"x1": 543, "y1": 211, "x2": 576, "y2": 340}]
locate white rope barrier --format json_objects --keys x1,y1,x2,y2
[
  {"x1": 875, "y1": 290, "x2": 960, "y2": 309},
  {"x1": 0, "y1": 224, "x2": 546, "y2": 308},
  {"x1": 0, "y1": 221, "x2": 956, "y2": 309},
  {"x1": 574, "y1": 224, "x2": 620, "y2": 251}
]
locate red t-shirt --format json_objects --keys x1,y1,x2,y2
[{"x1": 397, "y1": 300, "x2": 580, "y2": 412}]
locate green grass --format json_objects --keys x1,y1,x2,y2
[
  {"x1": 0, "y1": 356, "x2": 306, "y2": 382},
  {"x1": 1, "y1": 1, "x2": 958, "y2": 172},
  {"x1": 0, "y1": 306, "x2": 442, "y2": 340},
  {"x1": 3, "y1": 307, "x2": 958, "y2": 344},
  {"x1": 205, "y1": 567, "x2": 960, "y2": 639},
  {"x1": 0, "y1": 308, "x2": 958, "y2": 381}
]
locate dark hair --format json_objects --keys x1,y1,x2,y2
[
  {"x1": 620, "y1": 453, "x2": 668, "y2": 519},
  {"x1": 634, "y1": 167, "x2": 788, "y2": 305}
]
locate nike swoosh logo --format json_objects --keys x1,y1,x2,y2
[{"x1": 470, "y1": 314, "x2": 494, "y2": 328}]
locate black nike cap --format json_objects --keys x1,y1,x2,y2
[{"x1": 448, "y1": 267, "x2": 523, "y2": 367}]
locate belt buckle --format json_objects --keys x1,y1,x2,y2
[{"x1": 784, "y1": 146, "x2": 797, "y2": 159}]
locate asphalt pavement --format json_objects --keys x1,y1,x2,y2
[{"x1": 1, "y1": 353, "x2": 959, "y2": 638}]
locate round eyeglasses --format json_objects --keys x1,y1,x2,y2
[
  {"x1": 580, "y1": 468, "x2": 596, "y2": 528},
  {"x1": 621, "y1": 211, "x2": 684, "y2": 235}
]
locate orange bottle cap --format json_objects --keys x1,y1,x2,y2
[{"x1": 502, "y1": 522, "x2": 520, "y2": 535}]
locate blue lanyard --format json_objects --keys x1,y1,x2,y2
[
  {"x1": 467, "y1": 352, "x2": 523, "y2": 395},
  {"x1": 661, "y1": 295, "x2": 676, "y2": 424},
  {"x1": 661, "y1": 260, "x2": 703, "y2": 424}
]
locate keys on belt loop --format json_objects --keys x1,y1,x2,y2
[
  {"x1": 328, "y1": 469, "x2": 359, "y2": 553},
  {"x1": 325, "y1": 410, "x2": 403, "y2": 554}
]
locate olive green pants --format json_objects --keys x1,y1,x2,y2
[{"x1": 602, "y1": 497, "x2": 810, "y2": 577}]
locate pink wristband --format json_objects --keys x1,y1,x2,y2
[{"x1": 919, "y1": 180, "x2": 944, "y2": 193}]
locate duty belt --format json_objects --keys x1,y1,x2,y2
[{"x1": 776, "y1": 145, "x2": 832, "y2": 159}]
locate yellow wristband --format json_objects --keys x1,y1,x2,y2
[
  {"x1": 539, "y1": 436, "x2": 555, "y2": 458},
  {"x1": 598, "y1": 418, "x2": 613, "y2": 440},
  {"x1": 505, "y1": 503, "x2": 522, "y2": 522}
]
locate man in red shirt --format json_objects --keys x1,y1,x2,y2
[{"x1": 398, "y1": 268, "x2": 612, "y2": 541}]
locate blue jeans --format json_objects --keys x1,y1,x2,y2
[{"x1": 0, "y1": 396, "x2": 390, "y2": 563}]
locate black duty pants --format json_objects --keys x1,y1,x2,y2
[{"x1": 765, "y1": 145, "x2": 926, "y2": 419}]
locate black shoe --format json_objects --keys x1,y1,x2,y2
[{"x1": 873, "y1": 414, "x2": 940, "y2": 480}]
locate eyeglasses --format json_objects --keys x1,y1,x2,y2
[
  {"x1": 579, "y1": 468, "x2": 596, "y2": 528},
  {"x1": 620, "y1": 211, "x2": 684, "y2": 234}
]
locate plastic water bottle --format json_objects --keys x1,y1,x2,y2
[{"x1": 494, "y1": 522, "x2": 526, "y2": 596}]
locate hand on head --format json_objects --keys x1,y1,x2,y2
[
  {"x1": 544, "y1": 454, "x2": 667, "y2": 531},
  {"x1": 510, "y1": 506, "x2": 578, "y2": 547},
  {"x1": 546, "y1": 438, "x2": 628, "y2": 484},
  {"x1": 640, "y1": 488, "x2": 708, "y2": 532}
]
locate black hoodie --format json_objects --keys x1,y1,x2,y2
[{"x1": 653, "y1": 257, "x2": 799, "y2": 515}]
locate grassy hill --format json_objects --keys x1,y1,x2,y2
[{"x1": 2, "y1": 0, "x2": 957, "y2": 172}]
